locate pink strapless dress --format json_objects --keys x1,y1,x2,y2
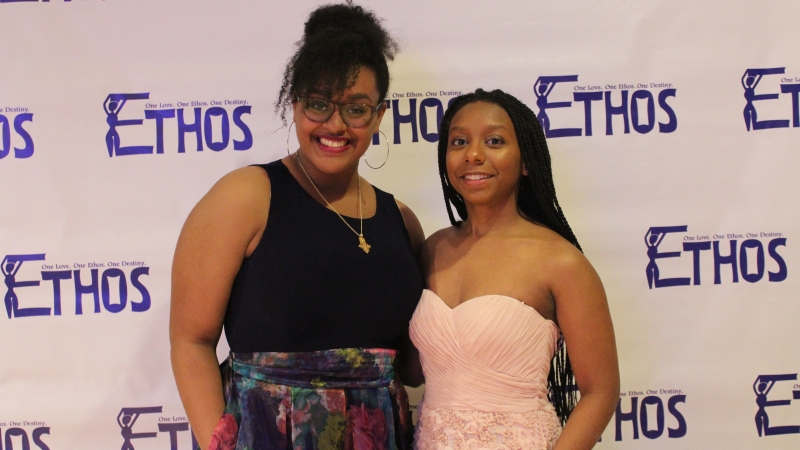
[{"x1": 410, "y1": 289, "x2": 562, "y2": 450}]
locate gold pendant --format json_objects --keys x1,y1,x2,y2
[{"x1": 358, "y1": 235, "x2": 371, "y2": 254}]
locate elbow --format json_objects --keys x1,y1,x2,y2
[
  {"x1": 397, "y1": 364, "x2": 425, "y2": 388},
  {"x1": 577, "y1": 378, "x2": 620, "y2": 418},
  {"x1": 396, "y1": 359, "x2": 425, "y2": 388},
  {"x1": 602, "y1": 379, "x2": 621, "y2": 417},
  {"x1": 169, "y1": 333, "x2": 220, "y2": 369},
  {"x1": 402, "y1": 373, "x2": 425, "y2": 389},
  {"x1": 600, "y1": 374, "x2": 621, "y2": 410}
]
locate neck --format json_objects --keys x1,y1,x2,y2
[
  {"x1": 287, "y1": 152, "x2": 360, "y2": 201},
  {"x1": 461, "y1": 193, "x2": 524, "y2": 238}
]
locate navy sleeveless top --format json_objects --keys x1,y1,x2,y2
[{"x1": 224, "y1": 160, "x2": 424, "y2": 352}]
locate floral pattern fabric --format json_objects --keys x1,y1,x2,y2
[{"x1": 206, "y1": 348, "x2": 412, "y2": 450}]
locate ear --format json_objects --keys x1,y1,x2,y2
[
  {"x1": 292, "y1": 99, "x2": 301, "y2": 114},
  {"x1": 522, "y1": 163, "x2": 529, "y2": 176}
]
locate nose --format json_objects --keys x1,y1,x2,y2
[
  {"x1": 324, "y1": 105, "x2": 348, "y2": 133},
  {"x1": 464, "y1": 141, "x2": 485, "y2": 164}
]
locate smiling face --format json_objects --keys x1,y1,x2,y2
[
  {"x1": 445, "y1": 101, "x2": 524, "y2": 209},
  {"x1": 292, "y1": 67, "x2": 386, "y2": 174}
]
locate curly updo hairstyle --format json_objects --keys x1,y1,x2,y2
[
  {"x1": 437, "y1": 88, "x2": 580, "y2": 425},
  {"x1": 276, "y1": 2, "x2": 399, "y2": 123}
]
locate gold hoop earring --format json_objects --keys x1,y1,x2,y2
[
  {"x1": 286, "y1": 121, "x2": 295, "y2": 156},
  {"x1": 364, "y1": 130, "x2": 390, "y2": 169}
]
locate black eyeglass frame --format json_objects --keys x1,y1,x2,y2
[{"x1": 297, "y1": 97, "x2": 382, "y2": 128}]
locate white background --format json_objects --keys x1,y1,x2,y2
[{"x1": 1, "y1": 0, "x2": 800, "y2": 448}]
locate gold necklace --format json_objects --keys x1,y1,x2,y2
[{"x1": 294, "y1": 154, "x2": 371, "y2": 254}]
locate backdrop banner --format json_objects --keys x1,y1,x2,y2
[{"x1": 1, "y1": 0, "x2": 799, "y2": 448}]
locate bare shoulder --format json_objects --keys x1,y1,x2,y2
[
  {"x1": 521, "y1": 224, "x2": 596, "y2": 282},
  {"x1": 201, "y1": 165, "x2": 270, "y2": 208},
  {"x1": 422, "y1": 226, "x2": 459, "y2": 252},
  {"x1": 522, "y1": 229, "x2": 607, "y2": 314},
  {"x1": 180, "y1": 166, "x2": 271, "y2": 256},
  {"x1": 419, "y1": 226, "x2": 458, "y2": 274}
]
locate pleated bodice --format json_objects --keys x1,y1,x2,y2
[{"x1": 410, "y1": 289, "x2": 559, "y2": 412}]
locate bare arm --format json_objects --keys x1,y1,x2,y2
[
  {"x1": 170, "y1": 167, "x2": 270, "y2": 450},
  {"x1": 393, "y1": 199, "x2": 425, "y2": 387},
  {"x1": 551, "y1": 249, "x2": 619, "y2": 450}
]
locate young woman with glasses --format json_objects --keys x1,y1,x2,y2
[{"x1": 169, "y1": 4, "x2": 424, "y2": 449}]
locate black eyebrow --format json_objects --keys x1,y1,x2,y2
[
  {"x1": 306, "y1": 91, "x2": 377, "y2": 104},
  {"x1": 483, "y1": 125, "x2": 508, "y2": 131},
  {"x1": 449, "y1": 125, "x2": 508, "y2": 133},
  {"x1": 344, "y1": 93, "x2": 375, "y2": 103}
]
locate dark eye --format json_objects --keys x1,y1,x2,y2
[
  {"x1": 486, "y1": 137, "x2": 504, "y2": 146},
  {"x1": 305, "y1": 98, "x2": 330, "y2": 112},
  {"x1": 451, "y1": 138, "x2": 467, "y2": 146},
  {"x1": 344, "y1": 104, "x2": 369, "y2": 117}
]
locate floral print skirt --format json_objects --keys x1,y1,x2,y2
[{"x1": 207, "y1": 348, "x2": 413, "y2": 450}]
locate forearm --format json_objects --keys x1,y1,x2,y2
[
  {"x1": 552, "y1": 391, "x2": 618, "y2": 450},
  {"x1": 171, "y1": 339, "x2": 226, "y2": 450}
]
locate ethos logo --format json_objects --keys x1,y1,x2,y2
[
  {"x1": 605, "y1": 389, "x2": 686, "y2": 441},
  {"x1": 754, "y1": 374, "x2": 800, "y2": 437},
  {"x1": 382, "y1": 90, "x2": 461, "y2": 145},
  {"x1": 118, "y1": 407, "x2": 197, "y2": 450},
  {"x1": 742, "y1": 68, "x2": 800, "y2": 131},
  {"x1": 644, "y1": 226, "x2": 787, "y2": 288},
  {"x1": 534, "y1": 75, "x2": 677, "y2": 138},
  {"x1": 104, "y1": 93, "x2": 252, "y2": 157},
  {"x1": 0, "y1": 421, "x2": 50, "y2": 450},
  {"x1": 3, "y1": 254, "x2": 151, "y2": 318},
  {"x1": 0, "y1": 108, "x2": 34, "y2": 159}
]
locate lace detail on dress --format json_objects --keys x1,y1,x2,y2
[{"x1": 415, "y1": 404, "x2": 562, "y2": 450}]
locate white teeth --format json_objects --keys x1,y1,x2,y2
[
  {"x1": 464, "y1": 174, "x2": 492, "y2": 181},
  {"x1": 319, "y1": 137, "x2": 347, "y2": 148}
]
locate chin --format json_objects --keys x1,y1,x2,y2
[
  {"x1": 459, "y1": 193, "x2": 493, "y2": 206},
  {"x1": 306, "y1": 150, "x2": 362, "y2": 173}
]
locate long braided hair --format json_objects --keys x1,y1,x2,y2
[{"x1": 437, "y1": 88, "x2": 580, "y2": 425}]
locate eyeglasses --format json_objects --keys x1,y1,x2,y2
[{"x1": 298, "y1": 97, "x2": 380, "y2": 128}]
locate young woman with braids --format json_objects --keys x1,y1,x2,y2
[
  {"x1": 170, "y1": 4, "x2": 424, "y2": 449},
  {"x1": 410, "y1": 89, "x2": 619, "y2": 449}
]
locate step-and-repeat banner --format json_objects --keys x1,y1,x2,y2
[{"x1": 2, "y1": 0, "x2": 799, "y2": 448}]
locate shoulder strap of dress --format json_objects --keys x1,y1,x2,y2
[
  {"x1": 254, "y1": 159, "x2": 289, "y2": 181},
  {"x1": 252, "y1": 160, "x2": 297, "y2": 199}
]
